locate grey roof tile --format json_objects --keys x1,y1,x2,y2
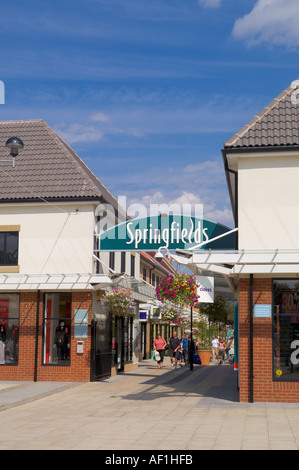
[
  {"x1": 224, "y1": 80, "x2": 299, "y2": 149},
  {"x1": 0, "y1": 119, "x2": 119, "y2": 209}
]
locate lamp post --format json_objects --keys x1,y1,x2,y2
[
  {"x1": 189, "y1": 306, "x2": 193, "y2": 371},
  {"x1": 4, "y1": 137, "x2": 24, "y2": 167}
]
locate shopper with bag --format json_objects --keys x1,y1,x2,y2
[
  {"x1": 153, "y1": 333, "x2": 167, "y2": 369},
  {"x1": 169, "y1": 331, "x2": 181, "y2": 369}
]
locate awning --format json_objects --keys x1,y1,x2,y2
[
  {"x1": 0, "y1": 273, "x2": 112, "y2": 291},
  {"x1": 173, "y1": 249, "x2": 299, "y2": 301}
]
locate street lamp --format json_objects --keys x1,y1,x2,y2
[
  {"x1": 189, "y1": 307, "x2": 194, "y2": 370},
  {"x1": 4, "y1": 137, "x2": 24, "y2": 167},
  {"x1": 154, "y1": 246, "x2": 169, "y2": 261}
]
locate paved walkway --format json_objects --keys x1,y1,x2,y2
[{"x1": 0, "y1": 357, "x2": 299, "y2": 450}]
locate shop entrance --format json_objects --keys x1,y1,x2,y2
[{"x1": 90, "y1": 316, "x2": 112, "y2": 381}]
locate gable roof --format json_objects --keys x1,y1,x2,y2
[
  {"x1": 224, "y1": 79, "x2": 299, "y2": 149},
  {"x1": 0, "y1": 119, "x2": 119, "y2": 209}
]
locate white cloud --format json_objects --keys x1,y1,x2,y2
[
  {"x1": 54, "y1": 112, "x2": 144, "y2": 144},
  {"x1": 198, "y1": 0, "x2": 223, "y2": 8},
  {"x1": 55, "y1": 123, "x2": 104, "y2": 144},
  {"x1": 233, "y1": 0, "x2": 299, "y2": 47},
  {"x1": 120, "y1": 158, "x2": 234, "y2": 227},
  {"x1": 127, "y1": 190, "x2": 233, "y2": 226},
  {"x1": 90, "y1": 112, "x2": 110, "y2": 123}
]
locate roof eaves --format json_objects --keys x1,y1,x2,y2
[
  {"x1": 224, "y1": 81, "x2": 296, "y2": 149},
  {"x1": 41, "y1": 121, "x2": 121, "y2": 213}
]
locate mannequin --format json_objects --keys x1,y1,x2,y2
[
  {"x1": 55, "y1": 322, "x2": 70, "y2": 360},
  {"x1": 5, "y1": 321, "x2": 19, "y2": 363}
]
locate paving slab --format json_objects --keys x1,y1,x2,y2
[{"x1": 0, "y1": 358, "x2": 298, "y2": 450}]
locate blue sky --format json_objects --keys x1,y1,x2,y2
[{"x1": 1, "y1": 0, "x2": 299, "y2": 227}]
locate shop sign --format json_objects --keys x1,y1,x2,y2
[
  {"x1": 139, "y1": 310, "x2": 148, "y2": 322},
  {"x1": 254, "y1": 304, "x2": 272, "y2": 318},
  {"x1": 74, "y1": 308, "x2": 88, "y2": 338},
  {"x1": 98, "y1": 215, "x2": 235, "y2": 252},
  {"x1": 150, "y1": 307, "x2": 161, "y2": 320},
  {"x1": 196, "y1": 276, "x2": 214, "y2": 303}
]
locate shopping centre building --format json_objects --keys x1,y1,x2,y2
[
  {"x1": 174, "y1": 79, "x2": 299, "y2": 402},
  {"x1": 2, "y1": 78, "x2": 299, "y2": 403}
]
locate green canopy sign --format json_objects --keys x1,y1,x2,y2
[{"x1": 98, "y1": 215, "x2": 235, "y2": 251}]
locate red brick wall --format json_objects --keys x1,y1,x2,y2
[
  {"x1": 0, "y1": 292, "x2": 37, "y2": 381},
  {"x1": 0, "y1": 291, "x2": 92, "y2": 382},
  {"x1": 239, "y1": 277, "x2": 299, "y2": 402}
]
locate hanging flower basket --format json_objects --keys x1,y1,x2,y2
[
  {"x1": 160, "y1": 302, "x2": 182, "y2": 323},
  {"x1": 101, "y1": 288, "x2": 135, "y2": 316},
  {"x1": 156, "y1": 273, "x2": 199, "y2": 307}
]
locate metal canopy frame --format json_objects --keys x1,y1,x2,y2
[{"x1": 173, "y1": 248, "x2": 299, "y2": 301}]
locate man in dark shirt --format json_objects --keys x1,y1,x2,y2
[{"x1": 169, "y1": 331, "x2": 181, "y2": 368}]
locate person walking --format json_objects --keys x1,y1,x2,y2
[
  {"x1": 177, "y1": 341, "x2": 184, "y2": 367},
  {"x1": 169, "y1": 331, "x2": 181, "y2": 368},
  {"x1": 153, "y1": 333, "x2": 167, "y2": 369},
  {"x1": 218, "y1": 338, "x2": 225, "y2": 364},
  {"x1": 211, "y1": 336, "x2": 219, "y2": 364},
  {"x1": 225, "y1": 336, "x2": 234, "y2": 362},
  {"x1": 181, "y1": 334, "x2": 189, "y2": 365}
]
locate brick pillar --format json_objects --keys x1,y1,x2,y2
[{"x1": 239, "y1": 277, "x2": 272, "y2": 402}]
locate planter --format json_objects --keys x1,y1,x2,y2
[{"x1": 198, "y1": 349, "x2": 212, "y2": 366}]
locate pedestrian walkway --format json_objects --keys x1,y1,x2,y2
[{"x1": 0, "y1": 357, "x2": 299, "y2": 450}]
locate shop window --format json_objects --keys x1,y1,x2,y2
[
  {"x1": 130, "y1": 254, "x2": 135, "y2": 277},
  {"x1": 43, "y1": 293, "x2": 71, "y2": 366},
  {"x1": 123, "y1": 316, "x2": 133, "y2": 363},
  {"x1": 0, "y1": 232, "x2": 18, "y2": 265},
  {"x1": 109, "y1": 252, "x2": 115, "y2": 271},
  {"x1": 273, "y1": 279, "x2": 299, "y2": 381},
  {"x1": 121, "y1": 252, "x2": 126, "y2": 273},
  {"x1": 0, "y1": 294, "x2": 19, "y2": 365},
  {"x1": 112, "y1": 315, "x2": 133, "y2": 370}
]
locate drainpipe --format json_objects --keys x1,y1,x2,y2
[
  {"x1": 222, "y1": 150, "x2": 238, "y2": 250},
  {"x1": 249, "y1": 274, "x2": 254, "y2": 403},
  {"x1": 226, "y1": 166, "x2": 238, "y2": 250},
  {"x1": 34, "y1": 290, "x2": 40, "y2": 382}
]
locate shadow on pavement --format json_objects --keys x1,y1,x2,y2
[{"x1": 122, "y1": 362, "x2": 239, "y2": 404}]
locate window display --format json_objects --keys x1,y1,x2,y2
[
  {"x1": 0, "y1": 294, "x2": 19, "y2": 365},
  {"x1": 273, "y1": 279, "x2": 299, "y2": 381},
  {"x1": 112, "y1": 315, "x2": 133, "y2": 370},
  {"x1": 43, "y1": 293, "x2": 71, "y2": 365}
]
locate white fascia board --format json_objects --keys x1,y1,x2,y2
[
  {"x1": 190, "y1": 251, "x2": 299, "y2": 265},
  {"x1": 232, "y1": 264, "x2": 299, "y2": 274}
]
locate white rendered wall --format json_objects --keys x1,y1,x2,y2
[
  {"x1": 238, "y1": 153, "x2": 299, "y2": 250},
  {"x1": 0, "y1": 203, "x2": 95, "y2": 274}
]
